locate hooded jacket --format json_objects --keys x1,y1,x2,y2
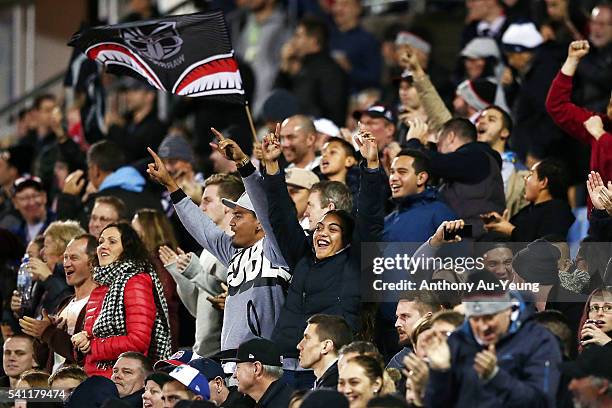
[
  {"x1": 576, "y1": 288, "x2": 612, "y2": 353},
  {"x1": 383, "y1": 188, "x2": 457, "y2": 242},
  {"x1": 56, "y1": 165, "x2": 162, "y2": 227},
  {"x1": 425, "y1": 294, "x2": 562, "y2": 408}
]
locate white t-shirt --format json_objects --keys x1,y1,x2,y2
[{"x1": 52, "y1": 296, "x2": 89, "y2": 372}]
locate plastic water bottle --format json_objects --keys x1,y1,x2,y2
[{"x1": 16, "y1": 255, "x2": 32, "y2": 315}]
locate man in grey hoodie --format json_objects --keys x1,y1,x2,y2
[
  {"x1": 147, "y1": 146, "x2": 289, "y2": 354},
  {"x1": 159, "y1": 173, "x2": 245, "y2": 357}
]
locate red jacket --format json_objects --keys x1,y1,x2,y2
[
  {"x1": 546, "y1": 71, "x2": 612, "y2": 183},
  {"x1": 82, "y1": 273, "x2": 156, "y2": 377}
]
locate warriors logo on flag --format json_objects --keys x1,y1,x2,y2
[{"x1": 68, "y1": 10, "x2": 244, "y2": 104}]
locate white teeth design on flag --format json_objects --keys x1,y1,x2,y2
[
  {"x1": 96, "y1": 50, "x2": 160, "y2": 89},
  {"x1": 86, "y1": 42, "x2": 165, "y2": 91},
  {"x1": 177, "y1": 71, "x2": 244, "y2": 97}
]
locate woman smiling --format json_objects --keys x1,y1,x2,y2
[
  {"x1": 71, "y1": 222, "x2": 171, "y2": 377},
  {"x1": 338, "y1": 355, "x2": 385, "y2": 408}
]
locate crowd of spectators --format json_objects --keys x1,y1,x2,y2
[{"x1": 0, "y1": 0, "x2": 611, "y2": 407}]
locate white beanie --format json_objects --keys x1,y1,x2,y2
[
  {"x1": 395, "y1": 31, "x2": 431, "y2": 55},
  {"x1": 461, "y1": 37, "x2": 501, "y2": 60},
  {"x1": 501, "y1": 22, "x2": 543, "y2": 52}
]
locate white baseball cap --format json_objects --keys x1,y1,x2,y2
[{"x1": 222, "y1": 192, "x2": 255, "y2": 213}]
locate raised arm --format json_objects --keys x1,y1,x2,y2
[
  {"x1": 399, "y1": 48, "x2": 452, "y2": 132},
  {"x1": 260, "y1": 129, "x2": 310, "y2": 269},
  {"x1": 210, "y1": 127, "x2": 288, "y2": 268},
  {"x1": 147, "y1": 147, "x2": 235, "y2": 265},
  {"x1": 545, "y1": 41, "x2": 602, "y2": 145},
  {"x1": 354, "y1": 128, "x2": 385, "y2": 243}
]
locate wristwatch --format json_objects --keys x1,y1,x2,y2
[{"x1": 236, "y1": 156, "x2": 250, "y2": 168}]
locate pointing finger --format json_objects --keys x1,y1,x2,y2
[
  {"x1": 211, "y1": 127, "x2": 225, "y2": 141},
  {"x1": 147, "y1": 147, "x2": 162, "y2": 165}
]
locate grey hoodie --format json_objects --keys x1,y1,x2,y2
[{"x1": 171, "y1": 168, "x2": 289, "y2": 351}]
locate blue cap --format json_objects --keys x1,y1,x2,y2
[
  {"x1": 189, "y1": 358, "x2": 225, "y2": 380},
  {"x1": 169, "y1": 365, "x2": 210, "y2": 399}
]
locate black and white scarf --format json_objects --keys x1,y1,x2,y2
[{"x1": 92, "y1": 259, "x2": 172, "y2": 363}]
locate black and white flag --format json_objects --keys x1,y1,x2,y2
[{"x1": 68, "y1": 10, "x2": 244, "y2": 104}]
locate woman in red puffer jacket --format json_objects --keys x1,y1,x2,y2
[{"x1": 71, "y1": 222, "x2": 171, "y2": 377}]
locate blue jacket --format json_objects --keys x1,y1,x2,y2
[
  {"x1": 98, "y1": 165, "x2": 145, "y2": 193},
  {"x1": 425, "y1": 296, "x2": 562, "y2": 408},
  {"x1": 329, "y1": 26, "x2": 382, "y2": 91},
  {"x1": 383, "y1": 188, "x2": 457, "y2": 242}
]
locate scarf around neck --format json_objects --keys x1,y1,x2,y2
[{"x1": 92, "y1": 259, "x2": 171, "y2": 363}]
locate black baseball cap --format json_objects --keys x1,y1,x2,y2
[
  {"x1": 13, "y1": 176, "x2": 45, "y2": 194},
  {"x1": 222, "y1": 338, "x2": 282, "y2": 367},
  {"x1": 560, "y1": 345, "x2": 612, "y2": 380},
  {"x1": 353, "y1": 104, "x2": 397, "y2": 124}
]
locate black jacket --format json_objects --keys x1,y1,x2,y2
[
  {"x1": 223, "y1": 386, "x2": 256, "y2": 408},
  {"x1": 107, "y1": 111, "x2": 167, "y2": 163},
  {"x1": 264, "y1": 163, "x2": 384, "y2": 358},
  {"x1": 510, "y1": 199, "x2": 575, "y2": 242},
  {"x1": 256, "y1": 380, "x2": 294, "y2": 408},
  {"x1": 512, "y1": 42, "x2": 567, "y2": 161},
  {"x1": 407, "y1": 140, "x2": 505, "y2": 238},
  {"x1": 314, "y1": 361, "x2": 339, "y2": 390},
  {"x1": 119, "y1": 389, "x2": 144, "y2": 408},
  {"x1": 274, "y1": 51, "x2": 348, "y2": 126}
]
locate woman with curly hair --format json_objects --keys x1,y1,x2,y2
[{"x1": 71, "y1": 222, "x2": 171, "y2": 377}]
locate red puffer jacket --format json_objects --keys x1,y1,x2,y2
[{"x1": 82, "y1": 273, "x2": 156, "y2": 377}]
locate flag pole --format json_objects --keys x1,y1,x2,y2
[{"x1": 244, "y1": 100, "x2": 258, "y2": 143}]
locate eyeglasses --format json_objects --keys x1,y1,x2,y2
[
  {"x1": 14, "y1": 193, "x2": 44, "y2": 203},
  {"x1": 589, "y1": 305, "x2": 612, "y2": 314}
]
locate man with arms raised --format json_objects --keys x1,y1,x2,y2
[{"x1": 147, "y1": 145, "x2": 289, "y2": 354}]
